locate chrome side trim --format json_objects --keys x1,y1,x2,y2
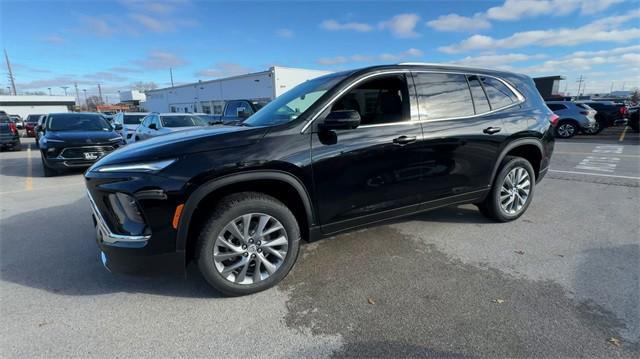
[
  {"x1": 87, "y1": 190, "x2": 150, "y2": 244},
  {"x1": 300, "y1": 69, "x2": 526, "y2": 133}
]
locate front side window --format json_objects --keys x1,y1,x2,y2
[
  {"x1": 547, "y1": 104, "x2": 566, "y2": 111},
  {"x1": 160, "y1": 115, "x2": 207, "y2": 127},
  {"x1": 414, "y1": 73, "x2": 474, "y2": 119},
  {"x1": 243, "y1": 72, "x2": 349, "y2": 127},
  {"x1": 48, "y1": 114, "x2": 112, "y2": 131},
  {"x1": 480, "y1": 77, "x2": 518, "y2": 110},
  {"x1": 123, "y1": 114, "x2": 146, "y2": 125},
  {"x1": 329, "y1": 74, "x2": 409, "y2": 126}
]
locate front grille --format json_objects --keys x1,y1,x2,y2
[{"x1": 59, "y1": 146, "x2": 115, "y2": 160}]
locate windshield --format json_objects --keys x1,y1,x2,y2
[
  {"x1": 160, "y1": 115, "x2": 207, "y2": 127},
  {"x1": 48, "y1": 114, "x2": 112, "y2": 131},
  {"x1": 243, "y1": 73, "x2": 348, "y2": 127},
  {"x1": 26, "y1": 115, "x2": 43, "y2": 122},
  {"x1": 123, "y1": 114, "x2": 146, "y2": 125}
]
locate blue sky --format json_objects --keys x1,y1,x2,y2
[{"x1": 1, "y1": 0, "x2": 639, "y2": 101}]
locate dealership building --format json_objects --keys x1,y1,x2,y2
[{"x1": 143, "y1": 66, "x2": 332, "y2": 114}]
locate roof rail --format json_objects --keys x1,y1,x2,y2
[{"x1": 398, "y1": 62, "x2": 473, "y2": 68}]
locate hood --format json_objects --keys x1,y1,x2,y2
[
  {"x1": 46, "y1": 130, "x2": 121, "y2": 145},
  {"x1": 93, "y1": 125, "x2": 268, "y2": 167}
]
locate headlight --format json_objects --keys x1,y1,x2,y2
[{"x1": 94, "y1": 159, "x2": 176, "y2": 173}]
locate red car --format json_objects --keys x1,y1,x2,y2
[{"x1": 24, "y1": 114, "x2": 44, "y2": 137}]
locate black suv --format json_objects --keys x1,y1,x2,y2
[
  {"x1": 39, "y1": 113, "x2": 125, "y2": 176},
  {"x1": 85, "y1": 64, "x2": 555, "y2": 296}
]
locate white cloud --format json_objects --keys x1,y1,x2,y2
[
  {"x1": 451, "y1": 53, "x2": 547, "y2": 68},
  {"x1": 134, "y1": 51, "x2": 187, "y2": 69},
  {"x1": 42, "y1": 34, "x2": 66, "y2": 44},
  {"x1": 275, "y1": 28, "x2": 294, "y2": 38},
  {"x1": 486, "y1": 0, "x2": 624, "y2": 21},
  {"x1": 196, "y1": 63, "x2": 254, "y2": 78},
  {"x1": 320, "y1": 19, "x2": 373, "y2": 32},
  {"x1": 520, "y1": 45, "x2": 640, "y2": 74},
  {"x1": 80, "y1": 16, "x2": 114, "y2": 37},
  {"x1": 426, "y1": 13, "x2": 491, "y2": 32},
  {"x1": 378, "y1": 13, "x2": 421, "y2": 38},
  {"x1": 439, "y1": 11, "x2": 640, "y2": 53},
  {"x1": 317, "y1": 48, "x2": 423, "y2": 65},
  {"x1": 427, "y1": 0, "x2": 624, "y2": 32}
]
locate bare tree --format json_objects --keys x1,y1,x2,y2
[
  {"x1": 631, "y1": 88, "x2": 640, "y2": 104},
  {"x1": 86, "y1": 95, "x2": 102, "y2": 111}
]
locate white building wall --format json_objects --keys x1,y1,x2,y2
[
  {"x1": 143, "y1": 67, "x2": 332, "y2": 113},
  {"x1": 0, "y1": 95, "x2": 75, "y2": 119},
  {"x1": 272, "y1": 67, "x2": 332, "y2": 97}
]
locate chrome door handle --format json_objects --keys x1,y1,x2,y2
[
  {"x1": 393, "y1": 135, "x2": 417, "y2": 145},
  {"x1": 483, "y1": 127, "x2": 502, "y2": 134}
]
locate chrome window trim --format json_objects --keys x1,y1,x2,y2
[{"x1": 300, "y1": 69, "x2": 526, "y2": 133}]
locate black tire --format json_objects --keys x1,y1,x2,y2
[
  {"x1": 555, "y1": 120, "x2": 578, "y2": 138},
  {"x1": 477, "y1": 156, "x2": 536, "y2": 222},
  {"x1": 196, "y1": 192, "x2": 300, "y2": 296},
  {"x1": 134, "y1": 136, "x2": 140, "y2": 142},
  {"x1": 582, "y1": 120, "x2": 605, "y2": 135},
  {"x1": 41, "y1": 156, "x2": 57, "y2": 177}
]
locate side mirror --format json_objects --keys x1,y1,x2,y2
[
  {"x1": 114, "y1": 123, "x2": 123, "y2": 131},
  {"x1": 319, "y1": 110, "x2": 361, "y2": 131},
  {"x1": 148, "y1": 123, "x2": 157, "y2": 130},
  {"x1": 238, "y1": 110, "x2": 251, "y2": 118}
]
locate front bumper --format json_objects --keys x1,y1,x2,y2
[{"x1": 85, "y1": 170, "x2": 187, "y2": 276}]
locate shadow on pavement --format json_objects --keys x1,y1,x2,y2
[{"x1": 0, "y1": 198, "x2": 221, "y2": 299}]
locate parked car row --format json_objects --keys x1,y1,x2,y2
[{"x1": 545, "y1": 99, "x2": 632, "y2": 138}]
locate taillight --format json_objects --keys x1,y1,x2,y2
[
  {"x1": 549, "y1": 114, "x2": 560, "y2": 126},
  {"x1": 8, "y1": 122, "x2": 17, "y2": 134},
  {"x1": 620, "y1": 106, "x2": 628, "y2": 116}
]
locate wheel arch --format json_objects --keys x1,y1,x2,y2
[
  {"x1": 175, "y1": 170, "x2": 315, "y2": 258},
  {"x1": 490, "y1": 138, "x2": 543, "y2": 187}
]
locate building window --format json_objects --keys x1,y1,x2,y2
[
  {"x1": 200, "y1": 101, "x2": 211, "y2": 114},
  {"x1": 212, "y1": 101, "x2": 225, "y2": 115}
]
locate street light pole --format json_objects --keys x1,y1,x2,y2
[
  {"x1": 82, "y1": 89, "x2": 87, "y2": 110},
  {"x1": 48, "y1": 87, "x2": 52, "y2": 96},
  {"x1": 61, "y1": 86, "x2": 69, "y2": 96}
]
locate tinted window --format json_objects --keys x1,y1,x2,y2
[
  {"x1": 330, "y1": 74, "x2": 409, "y2": 126},
  {"x1": 547, "y1": 104, "x2": 567, "y2": 111},
  {"x1": 160, "y1": 115, "x2": 206, "y2": 127},
  {"x1": 480, "y1": 77, "x2": 518, "y2": 109},
  {"x1": 467, "y1": 75, "x2": 490, "y2": 114},
  {"x1": 26, "y1": 114, "x2": 44, "y2": 122},
  {"x1": 123, "y1": 115, "x2": 146, "y2": 125},
  {"x1": 48, "y1": 114, "x2": 111, "y2": 131},
  {"x1": 414, "y1": 73, "x2": 474, "y2": 119}
]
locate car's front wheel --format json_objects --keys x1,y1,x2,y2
[
  {"x1": 41, "y1": 156, "x2": 57, "y2": 177},
  {"x1": 196, "y1": 192, "x2": 300, "y2": 296},
  {"x1": 478, "y1": 156, "x2": 535, "y2": 222}
]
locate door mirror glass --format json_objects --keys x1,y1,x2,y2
[
  {"x1": 148, "y1": 123, "x2": 157, "y2": 130},
  {"x1": 320, "y1": 110, "x2": 361, "y2": 131}
]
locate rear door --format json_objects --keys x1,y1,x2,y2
[{"x1": 412, "y1": 72, "x2": 507, "y2": 200}]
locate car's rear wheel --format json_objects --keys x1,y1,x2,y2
[
  {"x1": 478, "y1": 156, "x2": 535, "y2": 222},
  {"x1": 196, "y1": 192, "x2": 300, "y2": 296},
  {"x1": 555, "y1": 120, "x2": 578, "y2": 138}
]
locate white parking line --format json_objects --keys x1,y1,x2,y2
[{"x1": 549, "y1": 169, "x2": 640, "y2": 180}]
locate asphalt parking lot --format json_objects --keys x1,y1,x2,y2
[{"x1": 1, "y1": 128, "x2": 638, "y2": 358}]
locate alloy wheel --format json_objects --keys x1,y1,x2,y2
[
  {"x1": 213, "y1": 213, "x2": 288, "y2": 285},
  {"x1": 557, "y1": 123, "x2": 576, "y2": 138},
  {"x1": 499, "y1": 167, "x2": 531, "y2": 215}
]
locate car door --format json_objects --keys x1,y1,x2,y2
[
  {"x1": 310, "y1": 72, "x2": 425, "y2": 234},
  {"x1": 412, "y1": 72, "x2": 508, "y2": 201},
  {"x1": 138, "y1": 115, "x2": 152, "y2": 140}
]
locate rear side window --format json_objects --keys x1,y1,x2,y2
[
  {"x1": 547, "y1": 104, "x2": 567, "y2": 111},
  {"x1": 413, "y1": 73, "x2": 474, "y2": 119},
  {"x1": 480, "y1": 77, "x2": 518, "y2": 110},
  {"x1": 467, "y1": 75, "x2": 491, "y2": 114}
]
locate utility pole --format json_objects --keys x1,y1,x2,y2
[
  {"x1": 61, "y1": 86, "x2": 69, "y2": 96},
  {"x1": 622, "y1": 82, "x2": 626, "y2": 91},
  {"x1": 82, "y1": 89, "x2": 87, "y2": 110},
  {"x1": 576, "y1": 75, "x2": 585, "y2": 96},
  {"x1": 97, "y1": 83, "x2": 103, "y2": 104},
  {"x1": 4, "y1": 49, "x2": 17, "y2": 95},
  {"x1": 170, "y1": 68, "x2": 174, "y2": 87},
  {"x1": 610, "y1": 82, "x2": 614, "y2": 95},
  {"x1": 74, "y1": 82, "x2": 80, "y2": 108}
]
